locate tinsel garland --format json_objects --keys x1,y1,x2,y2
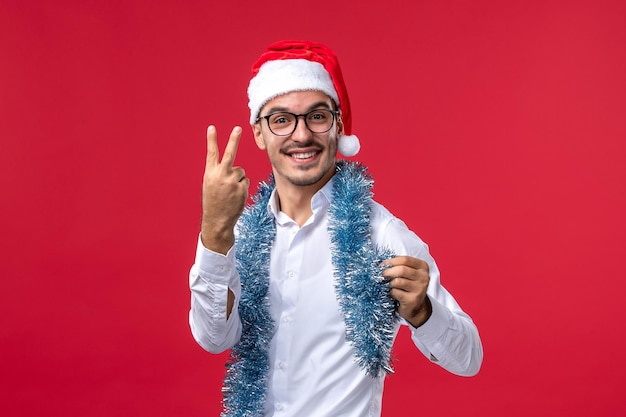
[
  {"x1": 328, "y1": 161, "x2": 397, "y2": 377},
  {"x1": 221, "y1": 160, "x2": 398, "y2": 417}
]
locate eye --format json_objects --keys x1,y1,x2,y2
[
  {"x1": 269, "y1": 113, "x2": 293, "y2": 125},
  {"x1": 308, "y1": 110, "x2": 329, "y2": 122}
]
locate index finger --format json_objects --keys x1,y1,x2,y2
[
  {"x1": 206, "y1": 125, "x2": 220, "y2": 166},
  {"x1": 382, "y1": 256, "x2": 428, "y2": 270},
  {"x1": 220, "y1": 126, "x2": 243, "y2": 167}
]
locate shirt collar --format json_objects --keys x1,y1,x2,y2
[{"x1": 267, "y1": 174, "x2": 336, "y2": 225}]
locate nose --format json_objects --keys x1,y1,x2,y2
[{"x1": 290, "y1": 115, "x2": 312, "y2": 141}]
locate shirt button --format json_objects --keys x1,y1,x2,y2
[
  {"x1": 282, "y1": 315, "x2": 292, "y2": 324},
  {"x1": 276, "y1": 403, "x2": 284, "y2": 411},
  {"x1": 286, "y1": 271, "x2": 296, "y2": 279},
  {"x1": 277, "y1": 361, "x2": 286, "y2": 370}
]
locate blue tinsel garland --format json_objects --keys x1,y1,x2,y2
[{"x1": 222, "y1": 160, "x2": 398, "y2": 417}]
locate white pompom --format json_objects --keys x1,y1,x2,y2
[{"x1": 338, "y1": 134, "x2": 361, "y2": 157}]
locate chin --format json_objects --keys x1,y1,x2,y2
[
  {"x1": 287, "y1": 161, "x2": 335, "y2": 186},
  {"x1": 286, "y1": 171, "x2": 328, "y2": 187}
]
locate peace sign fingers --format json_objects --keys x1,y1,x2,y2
[
  {"x1": 201, "y1": 125, "x2": 250, "y2": 255},
  {"x1": 206, "y1": 125, "x2": 243, "y2": 167}
]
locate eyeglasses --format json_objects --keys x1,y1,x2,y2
[{"x1": 256, "y1": 109, "x2": 339, "y2": 136}]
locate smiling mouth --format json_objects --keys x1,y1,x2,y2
[{"x1": 289, "y1": 151, "x2": 319, "y2": 160}]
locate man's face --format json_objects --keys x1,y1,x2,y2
[{"x1": 253, "y1": 90, "x2": 342, "y2": 188}]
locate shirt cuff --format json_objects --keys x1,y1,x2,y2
[
  {"x1": 194, "y1": 234, "x2": 236, "y2": 285},
  {"x1": 405, "y1": 296, "x2": 450, "y2": 344}
]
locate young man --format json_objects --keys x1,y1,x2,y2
[{"x1": 189, "y1": 40, "x2": 483, "y2": 417}]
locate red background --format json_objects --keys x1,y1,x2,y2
[{"x1": 2, "y1": 1, "x2": 625, "y2": 415}]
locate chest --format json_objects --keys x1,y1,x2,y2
[{"x1": 268, "y1": 215, "x2": 343, "y2": 330}]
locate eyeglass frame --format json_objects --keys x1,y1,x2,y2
[{"x1": 255, "y1": 109, "x2": 340, "y2": 136}]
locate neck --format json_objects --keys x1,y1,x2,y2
[{"x1": 274, "y1": 170, "x2": 334, "y2": 227}]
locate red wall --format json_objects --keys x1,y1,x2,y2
[{"x1": 2, "y1": 1, "x2": 625, "y2": 415}]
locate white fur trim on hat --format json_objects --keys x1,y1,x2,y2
[
  {"x1": 338, "y1": 134, "x2": 360, "y2": 157},
  {"x1": 248, "y1": 59, "x2": 340, "y2": 125}
]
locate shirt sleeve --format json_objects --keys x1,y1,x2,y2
[
  {"x1": 372, "y1": 208, "x2": 483, "y2": 376},
  {"x1": 189, "y1": 234, "x2": 242, "y2": 353}
]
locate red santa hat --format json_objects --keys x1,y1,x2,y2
[{"x1": 247, "y1": 40, "x2": 360, "y2": 157}]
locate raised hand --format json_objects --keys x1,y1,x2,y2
[{"x1": 201, "y1": 125, "x2": 250, "y2": 255}]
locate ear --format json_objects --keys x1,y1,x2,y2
[
  {"x1": 252, "y1": 123, "x2": 267, "y2": 150},
  {"x1": 336, "y1": 112, "x2": 345, "y2": 137}
]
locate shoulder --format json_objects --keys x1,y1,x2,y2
[
  {"x1": 369, "y1": 200, "x2": 431, "y2": 259},
  {"x1": 369, "y1": 199, "x2": 407, "y2": 233}
]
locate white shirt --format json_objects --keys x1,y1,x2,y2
[{"x1": 189, "y1": 177, "x2": 482, "y2": 417}]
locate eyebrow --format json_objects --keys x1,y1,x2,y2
[{"x1": 262, "y1": 100, "x2": 333, "y2": 116}]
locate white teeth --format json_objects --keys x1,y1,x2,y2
[{"x1": 291, "y1": 152, "x2": 316, "y2": 159}]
